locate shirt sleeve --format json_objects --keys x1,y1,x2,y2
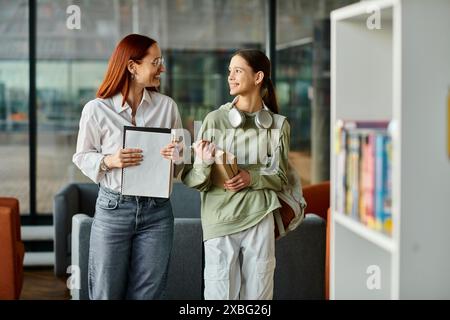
[
  {"x1": 172, "y1": 101, "x2": 183, "y2": 130},
  {"x1": 248, "y1": 119, "x2": 290, "y2": 191},
  {"x1": 72, "y1": 104, "x2": 105, "y2": 184}
]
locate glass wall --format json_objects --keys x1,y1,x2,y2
[
  {"x1": 34, "y1": 0, "x2": 266, "y2": 214},
  {"x1": 276, "y1": 0, "x2": 357, "y2": 185},
  {"x1": 0, "y1": 0, "x2": 30, "y2": 213},
  {"x1": 0, "y1": 0, "x2": 357, "y2": 216}
]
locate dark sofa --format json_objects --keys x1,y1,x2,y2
[{"x1": 54, "y1": 182, "x2": 325, "y2": 299}]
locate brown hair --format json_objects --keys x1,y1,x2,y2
[
  {"x1": 96, "y1": 34, "x2": 157, "y2": 106},
  {"x1": 233, "y1": 49, "x2": 279, "y2": 114}
]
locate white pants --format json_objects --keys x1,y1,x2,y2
[{"x1": 204, "y1": 213, "x2": 276, "y2": 300}]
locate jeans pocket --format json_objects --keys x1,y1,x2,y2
[{"x1": 96, "y1": 196, "x2": 119, "y2": 210}]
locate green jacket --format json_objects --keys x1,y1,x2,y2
[{"x1": 181, "y1": 102, "x2": 290, "y2": 240}]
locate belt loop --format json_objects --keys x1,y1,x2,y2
[{"x1": 150, "y1": 197, "x2": 156, "y2": 208}]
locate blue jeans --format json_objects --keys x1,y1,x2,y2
[{"x1": 88, "y1": 186, "x2": 174, "y2": 300}]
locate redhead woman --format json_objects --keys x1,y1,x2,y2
[{"x1": 73, "y1": 34, "x2": 182, "y2": 300}]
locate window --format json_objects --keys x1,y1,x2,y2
[
  {"x1": 34, "y1": 0, "x2": 266, "y2": 214},
  {"x1": 276, "y1": 0, "x2": 358, "y2": 185},
  {"x1": 1, "y1": 0, "x2": 358, "y2": 217},
  {"x1": 0, "y1": 0, "x2": 30, "y2": 214}
]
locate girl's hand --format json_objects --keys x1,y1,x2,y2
[
  {"x1": 104, "y1": 148, "x2": 143, "y2": 169},
  {"x1": 224, "y1": 170, "x2": 251, "y2": 192},
  {"x1": 193, "y1": 140, "x2": 215, "y2": 163}
]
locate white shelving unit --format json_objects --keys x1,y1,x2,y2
[{"x1": 330, "y1": 0, "x2": 450, "y2": 299}]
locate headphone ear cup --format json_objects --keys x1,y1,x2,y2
[
  {"x1": 229, "y1": 107, "x2": 245, "y2": 128},
  {"x1": 255, "y1": 109, "x2": 273, "y2": 129}
]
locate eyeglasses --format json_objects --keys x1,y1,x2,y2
[{"x1": 151, "y1": 57, "x2": 165, "y2": 68}]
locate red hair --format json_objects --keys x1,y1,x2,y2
[{"x1": 96, "y1": 34, "x2": 157, "y2": 106}]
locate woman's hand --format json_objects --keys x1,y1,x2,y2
[
  {"x1": 193, "y1": 140, "x2": 215, "y2": 163},
  {"x1": 224, "y1": 170, "x2": 251, "y2": 192},
  {"x1": 104, "y1": 148, "x2": 143, "y2": 169},
  {"x1": 160, "y1": 142, "x2": 181, "y2": 161}
]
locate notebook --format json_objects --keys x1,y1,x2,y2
[
  {"x1": 121, "y1": 126, "x2": 173, "y2": 198},
  {"x1": 210, "y1": 149, "x2": 239, "y2": 188}
]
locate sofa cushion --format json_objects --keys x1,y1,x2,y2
[
  {"x1": 165, "y1": 218, "x2": 203, "y2": 299},
  {"x1": 170, "y1": 183, "x2": 201, "y2": 218}
]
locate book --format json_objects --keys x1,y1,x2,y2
[
  {"x1": 335, "y1": 121, "x2": 347, "y2": 214},
  {"x1": 345, "y1": 132, "x2": 361, "y2": 219},
  {"x1": 360, "y1": 133, "x2": 376, "y2": 227},
  {"x1": 121, "y1": 126, "x2": 173, "y2": 198},
  {"x1": 374, "y1": 133, "x2": 392, "y2": 234},
  {"x1": 210, "y1": 149, "x2": 239, "y2": 188}
]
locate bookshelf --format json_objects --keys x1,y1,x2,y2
[{"x1": 330, "y1": 0, "x2": 450, "y2": 299}]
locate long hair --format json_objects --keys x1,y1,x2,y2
[
  {"x1": 96, "y1": 34, "x2": 157, "y2": 106},
  {"x1": 233, "y1": 49, "x2": 279, "y2": 114}
]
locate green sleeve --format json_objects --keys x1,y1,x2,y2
[
  {"x1": 248, "y1": 119, "x2": 290, "y2": 191},
  {"x1": 181, "y1": 162, "x2": 212, "y2": 192}
]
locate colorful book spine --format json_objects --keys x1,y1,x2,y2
[
  {"x1": 335, "y1": 122, "x2": 347, "y2": 214},
  {"x1": 366, "y1": 133, "x2": 376, "y2": 229},
  {"x1": 384, "y1": 136, "x2": 393, "y2": 234},
  {"x1": 346, "y1": 132, "x2": 361, "y2": 220},
  {"x1": 335, "y1": 119, "x2": 392, "y2": 235},
  {"x1": 360, "y1": 133, "x2": 375, "y2": 227},
  {"x1": 374, "y1": 133, "x2": 392, "y2": 233}
]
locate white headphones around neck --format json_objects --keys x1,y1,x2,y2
[{"x1": 228, "y1": 96, "x2": 273, "y2": 129}]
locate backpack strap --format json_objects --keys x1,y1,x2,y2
[
  {"x1": 272, "y1": 114, "x2": 286, "y2": 130},
  {"x1": 267, "y1": 114, "x2": 287, "y2": 155}
]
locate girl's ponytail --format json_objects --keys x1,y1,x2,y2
[{"x1": 262, "y1": 78, "x2": 279, "y2": 114}]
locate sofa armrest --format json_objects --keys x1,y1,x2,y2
[
  {"x1": 53, "y1": 184, "x2": 80, "y2": 277},
  {"x1": 0, "y1": 198, "x2": 20, "y2": 241},
  {"x1": 274, "y1": 214, "x2": 326, "y2": 299},
  {"x1": 70, "y1": 214, "x2": 93, "y2": 300},
  {"x1": 76, "y1": 184, "x2": 99, "y2": 216}
]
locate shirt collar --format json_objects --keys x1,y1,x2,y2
[{"x1": 111, "y1": 89, "x2": 152, "y2": 114}]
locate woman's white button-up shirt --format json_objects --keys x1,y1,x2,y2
[{"x1": 72, "y1": 90, "x2": 182, "y2": 192}]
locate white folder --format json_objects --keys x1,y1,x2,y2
[{"x1": 121, "y1": 126, "x2": 173, "y2": 198}]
